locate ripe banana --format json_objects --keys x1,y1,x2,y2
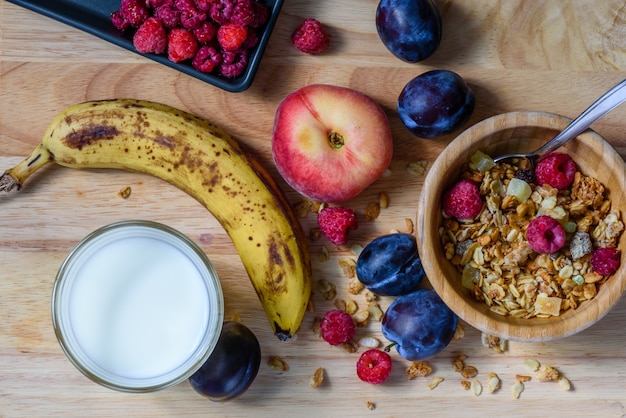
[{"x1": 0, "y1": 98, "x2": 312, "y2": 341}]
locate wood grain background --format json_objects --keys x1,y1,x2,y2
[{"x1": 2, "y1": 1, "x2": 626, "y2": 417}]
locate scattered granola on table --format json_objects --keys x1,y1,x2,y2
[{"x1": 439, "y1": 151, "x2": 624, "y2": 318}]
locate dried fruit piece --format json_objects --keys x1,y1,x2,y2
[{"x1": 534, "y1": 292, "x2": 562, "y2": 316}]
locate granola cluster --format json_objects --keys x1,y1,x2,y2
[{"x1": 440, "y1": 156, "x2": 624, "y2": 318}]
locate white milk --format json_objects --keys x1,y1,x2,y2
[{"x1": 52, "y1": 221, "x2": 224, "y2": 392}]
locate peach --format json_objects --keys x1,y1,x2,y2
[{"x1": 272, "y1": 84, "x2": 393, "y2": 203}]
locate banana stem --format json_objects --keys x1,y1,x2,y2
[{"x1": 0, "y1": 144, "x2": 53, "y2": 192}]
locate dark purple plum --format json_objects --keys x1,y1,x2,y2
[
  {"x1": 189, "y1": 321, "x2": 261, "y2": 402},
  {"x1": 382, "y1": 289, "x2": 457, "y2": 360},
  {"x1": 356, "y1": 233, "x2": 425, "y2": 296},
  {"x1": 398, "y1": 69, "x2": 475, "y2": 138},
  {"x1": 376, "y1": 0, "x2": 442, "y2": 63}
]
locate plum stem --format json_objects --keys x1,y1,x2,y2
[{"x1": 384, "y1": 342, "x2": 397, "y2": 353}]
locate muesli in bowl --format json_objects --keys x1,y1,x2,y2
[{"x1": 418, "y1": 111, "x2": 626, "y2": 341}]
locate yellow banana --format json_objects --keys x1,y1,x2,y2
[{"x1": 0, "y1": 98, "x2": 312, "y2": 341}]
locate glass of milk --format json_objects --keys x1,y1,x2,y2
[{"x1": 52, "y1": 220, "x2": 224, "y2": 392}]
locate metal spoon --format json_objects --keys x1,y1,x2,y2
[{"x1": 493, "y1": 78, "x2": 626, "y2": 165}]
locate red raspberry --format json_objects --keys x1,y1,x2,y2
[
  {"x1": 111, "y1": 10, "x2": 130, "y2": 30},
  {"x1": 230, "y1": 0, "x2": 254, "y2": 26},
  {"x1": 526, "y1": 215, "x2": 566, "y2": 254},
  {"x1": 217, "y1": 23, "x2": 248, "y2": 51},
  {"x1": 535, "y1": 152, "x2": 577, "y2": 189},
  {"x1": 154, "y1": 4, "x2": 182, "y2": 28},
  {"x1": 590, "y1": 247, "x2": 621, "y2": 275},
  {"x1": 442, "y1": 179, "x2": 482, "y2": 220},
  {"x1": 167, "y1": 28, "x2": 199, "y2": 62},
  {"x1": 291, "y1": 18, "x2": 330, "y2": 54},
  {"x1": 175, "y1": 0, "x2": 207, "y2": 29},
  {"x1": 133, "y1": 17, "x2": 168, "y2": 54},
  {"x1": 194, "y1": 0, "x2": 215, "y2": 11},
  {"x1": 320, "y1": 309, "x2": 356, "y2": 346},
  {"x1": 317, "y1": 207, "x2": 359, "y2": 246},
  {"x1": 210, "y1": 0, "x2": 236, "y2": 23},
  {"x1": 248, "y1": 1, "x2": 269, "y2": 28},
  {"x1": 193, "y1": 21, "x2": 217, "y2": 44},
  {"x1": 192, "y1": 45, "x2": 222, "y2": 73},
  {"x1": 356, "y1": 349, "x2": 392, "y2": 384},
  {"x1": 120, "y1": 0, "x2": 150, "y2": 27},
  {"x1": 219, "y1": 49, "x2": 248, "y2": 78},
  {"x1": 146, "y1": 0, "x2": 173, "y2": 7}
]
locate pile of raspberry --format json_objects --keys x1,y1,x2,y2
[{"x1": 111, "y1": 0, "x2": 270, "y2": 78}]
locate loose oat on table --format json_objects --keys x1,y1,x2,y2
[
  {"x1": 338, "y1": 257, "x2": 357, "y2": 278},
  {"x1": 366, "y1": 401, "x2": 376, "y2": 411},
  {"x1": 367, "y1": 302, "x2": 384, "y2": 321},
  {"x1": 439, "y1": 155, "x2": 625, "y2": 318},
  {"x1": 428, "y1": 376, "x2": 444, "y2": 390},
  {"x1": 358, "y1": 336, "x2": 380, "y2": 348},
  {"x1": 523, "y1": 358, "x2": 541, "y2": 372},
  {"x1": 317, "y1": 279, "x2": 336, "y2": 300},
  {"x1": 536, "y1": 365, "x2": 560, "y2": 381},
  {"x1": 379, "y1": 191, "x2": 389, "y2": 209},
  {"x1": 461, "y1": 380, "x2": 471, "y2": 390},
  {"x1": 481, "y1": 332, "x2": 507, "y2": 353},
  {"x1": 352, "y1": 309, "x2": 370, "y2": 326},
  {"x1": 364, "y1": 201, "x2": 381, "y2": 221},
  {"x1": 453, "y1": 323, "x2": 465, "y2": 340},
  {"x1": 341, "y1": 341, "x2": 359, "y2": 353},
  {"x1": 309, "y1": 367, "x2": 325, "y2": 388},
  {"x1": 405, "y1": 217, "x2": 415, "y2": 234},
  {"x1": 452, "y1": 354, "x2": 467, "y2": 372},
  {"x1": 486, "y1": 372, "x2": 501, "y2": 393},
  {"x1": 319, "y1": 245, "x2": 330, "y2": 262},
  {"x1": 268, "y1": 356, "x2": 289, "y2": 372},
  {"x1": 406, "y1": 361, "x2": 433, "y2": 379},
  {"x1": 516, "y1": 374, "x2": 531, "y2": 383},
  {"x1": 511, "y1": 381, "x2": 524, "y2": 399},
  {"x1": 117, "y1": 185, "x2": 132, "y2": 198},
  {"x1": 461, "y1": 365, "x2": 478, "y2": 379},
  {"x1": 407, "y1": 160, "x2": 428, "y2": 176},
  {"x1": 309, "y1": 227, "x2": 322, "y2": 241},
  {"x1": 470, "y1": 380, "x2": 482, "y2": 396},
  {"x1": 558, "y1": 376, "x2": 572, "y2": 391}
]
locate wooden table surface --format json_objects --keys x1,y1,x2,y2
[{"x1": 2, "y1": 1, "x2": 626, "y2": 417}]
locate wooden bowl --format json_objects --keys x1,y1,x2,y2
[{"x1": 418, "y1": 111, "x2": 626, "y2": 341}]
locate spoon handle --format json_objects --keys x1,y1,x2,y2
[{"x1": 531, "y1": 78, "x2": 626, "y2": 158}]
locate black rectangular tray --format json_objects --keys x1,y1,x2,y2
[{"x1": 6, "y1": 0, "x2": 283, "y2": 92}]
